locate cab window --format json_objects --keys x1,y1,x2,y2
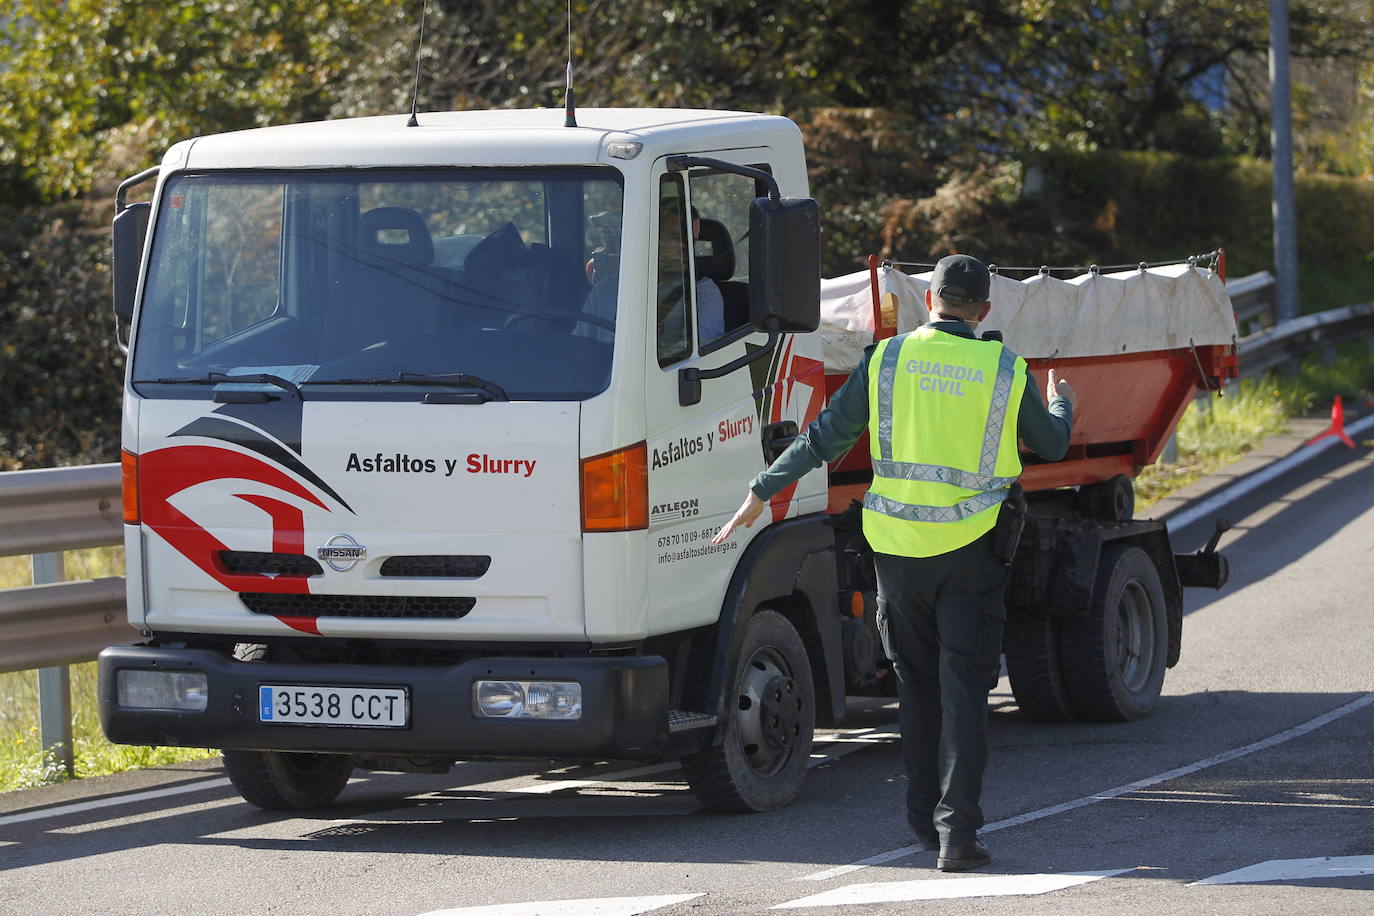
[{"x1": 655, "y1": 175, "x2": 692, "y2": 367}]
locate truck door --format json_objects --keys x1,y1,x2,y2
[{"x1": 643, "y1": 151, "x2": 826, "y2": 635}]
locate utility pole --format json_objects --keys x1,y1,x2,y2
[{"x1": 1270, "y1": 0, "x2": 1299, "y2": 323}]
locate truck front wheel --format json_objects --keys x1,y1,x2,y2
[
  {"x1": 682, "y1": 609, "x2": 815, "y2": 812},
  {"x1": 222, "y1": 749, "x2": 358, "y2": 810},
  {"x1": 1061, "y1": 545, "x2": 1168, "y2": 721}
]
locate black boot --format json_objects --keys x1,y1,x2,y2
[{"x1": 937, "y1": 838, "x2": 991, "y2": 872}]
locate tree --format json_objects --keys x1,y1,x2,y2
[{"x1": 0, "y1": 0, "x2": 413, "y2": 202}]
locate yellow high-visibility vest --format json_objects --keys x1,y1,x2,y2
[{"x1": 863, "y1": 327, "x2": 1027, "y2": 557}]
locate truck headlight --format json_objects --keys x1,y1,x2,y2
[
  {"x1": 473, "y1": 680, "x2": 582, "y2": 720},
  {"x1": 116, "y1": 670, "x2": 208, "y2": 711}
]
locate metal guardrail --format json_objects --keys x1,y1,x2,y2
[
  {"x1": 0, "y1": 463, "x2": 128, "y2": 675},
  {"x1": 0, "y1": 576, "x2": 130, "y2": 672},
  {"x1": 1227, "y1": 271, "x2": 1276, "y2": 332},
  {"x1": 1, "y1": 462, "x2": 128, "y2": 773},
  {"x1": 1236, "y1": 301, "x2": 1374, "y2": 378}
]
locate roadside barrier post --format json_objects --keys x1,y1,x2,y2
[{"x1": 33, "y1": 551, "x2": 74, "y2": 777}]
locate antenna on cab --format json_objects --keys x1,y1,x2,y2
[
  {"x1": 563, "y1": 0, "x2": 578, "y2": 127},
  {"x1": 406, "y1": 0, "x2": 429, "y2": 127}
]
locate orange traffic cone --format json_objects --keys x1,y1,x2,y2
[{"x1": 1305, "y1": 395, "x2": 1356, "y2": 448}]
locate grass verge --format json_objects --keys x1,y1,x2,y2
[
  {"x1": 0, "y1": 548, "x2": 215, "y2": 794},
  {"x1": 1136, "y1": 344, "x2": 1374, "y2": 510}
]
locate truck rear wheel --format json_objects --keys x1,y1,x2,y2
[
  {"x1": 222, "y1": 749, "x2": 358, "y2": 810},
  {"x1": 1004, "y1": 614, "x2": 1076, "y2": 722},
  {"x1": 1061, "y1": 545, "x2": 1168, "y2": 721},
  {"x1": 682, "y1": 609, "x2": 815, "y2": 812}
]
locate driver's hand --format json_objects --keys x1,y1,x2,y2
[{"x1": 713, "y1": 491, "x2": 766, "y2": 544}]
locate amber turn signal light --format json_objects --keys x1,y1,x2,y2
[
  {"x1": 120, "y1": 449, "x2": 140, "y2": 524},
  {"x1": 581, "y1": 442, "x2": 648, "y2": 532}
]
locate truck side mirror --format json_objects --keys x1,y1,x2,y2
[
  {"x1": 111, "y1": 201, "x2": 151, "y2": 351},
  {"x1": 748, "y1": 196, "x2": 820, "y2": 333}
]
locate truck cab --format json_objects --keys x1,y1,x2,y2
[{"x1": 101, "y1": 109, "x2": 838, "y2": 811}]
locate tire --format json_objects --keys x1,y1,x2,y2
[
  {"x1": 1004, "y1": 613, "x2": 1077, "y2": 722},
  {"x1": 682, "y1": 609, "x2": 816, "y2": 812},
  {"x1": 222, "y1": 750, "x2": 358, "y2": 810},
  {"x1": 223, "y1": 642, "x2": 357, "y2": 810},
  {"x1": 1061, "y1": 545, "x2": 1168, "y2": 721},
  {"x1": 1077, "y1": 474, "x2": 1134, "y2": 521}
]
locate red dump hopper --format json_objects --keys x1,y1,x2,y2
[{"x1": 821, "y1": 254, "x2": 1239, "y2": 508}]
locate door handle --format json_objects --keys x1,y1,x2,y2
[{"x1": 762, "y1": 420, "x2": 798, "y2": 463}]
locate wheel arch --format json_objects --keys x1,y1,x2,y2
[{"x1": 699, "y1": 514, "x2": 844, "y2": 742}]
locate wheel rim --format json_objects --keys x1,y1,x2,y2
[
  {"x1": 1115, "y1": 579, "x2": 1156, "y2": 693},
  {"x1": 733, "y1": 646, "x2": 803, "y2": 777}
]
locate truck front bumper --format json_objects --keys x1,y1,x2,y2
[{"x1": 98, "y1": 644, "x2": 670, "y2": 762}]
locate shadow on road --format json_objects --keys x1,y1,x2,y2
[{"x1": 1167, "y1": 444, "x2": 1374, "y2": 618}]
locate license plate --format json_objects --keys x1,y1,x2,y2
[{"x1": 258, "y1": 685, "x2": 408, "y2": 728}]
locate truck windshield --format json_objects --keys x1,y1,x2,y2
[{"x1": 131, "y1": 168, "x2": 623, "y2": 401}]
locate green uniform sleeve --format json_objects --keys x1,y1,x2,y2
[
  {"x1": 749, "y1": 350, "x2": 872, "y2": 501},
  {"x1": 1017, "y1": 367, "x2": 1074, "y2": 460}
]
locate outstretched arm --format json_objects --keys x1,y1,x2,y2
[{"x1": 714, "y1": 350, "x2": 874, "y2": 544}]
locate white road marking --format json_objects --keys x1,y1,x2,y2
[
  {"x1": 1190, "y1": 855, "x2": 1374, "y2": 886},
  {"x1": 800, "y1": 692, "x2": 1374, "y2": 881},
  {"x1": 0, "y1": 777, "x2": 231, "y2": 829},
  {"x1": 773, "y1": 869, "x2": 1132, "y2": 907},
  {"x1": 1165, "y1": 411, "x2": 1374, "y2": 532},
  {"x1": 52, "y1": 796, "x2": 245, "y2": 834},
  {"x1": 417, "y1": 893, "x2": 704, "y2": 916},
  {"x1": 1103, "y1": 795, "x2": 1374, "y2": 810}
]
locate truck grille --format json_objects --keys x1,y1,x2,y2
[
  {"x1": 239, "y1": 593, "x2": 476, "y2": 620},
  {"x1": 379, "y1": 555, "x2": 492, "y2": 578},
  {"x1": 219, "y1": 551, "x2": 323, "y2": 577}
]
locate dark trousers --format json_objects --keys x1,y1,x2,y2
[{"x1": 874, "y1": 535, "x2": 1007, "y2": 845}]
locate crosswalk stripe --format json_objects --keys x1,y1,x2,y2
[
  {"x1": 772, "y1": 869, "x2": 1132, "y2": 907},
  {"x1": 417, "y1": 893, "x2": 704, "y2": 916},
  {"x1": 1190, "y1": 855, "x2": 1374, "y2": 886}
]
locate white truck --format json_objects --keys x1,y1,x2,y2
[{"x1": 100, "y1": 107, "x2": 1232, "y2": 812}]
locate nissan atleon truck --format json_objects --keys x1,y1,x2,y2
[{"x1": 101, "y1": 109, "x2": 837, "y2": 812}]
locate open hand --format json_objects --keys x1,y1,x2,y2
[{"x1": 713, "y1": 491, "x2": 766, "y2": 544}]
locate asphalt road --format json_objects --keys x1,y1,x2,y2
[{"x1": 2, "y1": 436, "x2": 1371, "y2": 915}]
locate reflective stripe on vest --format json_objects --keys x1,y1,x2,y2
[{"x1": 868, "y1": 341, "x2": 1020, "y2": 516}]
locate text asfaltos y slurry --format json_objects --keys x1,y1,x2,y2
[
  {"x1": 651, "y1": 433, "x2": 713, "y2": 469},
  {"x1": 345, "y1": 452, "x2": 536, "y2": 478}
]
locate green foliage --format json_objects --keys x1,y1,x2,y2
[
  {"x1": 0, "y1": 202, "x2": 124, "y2": 469},
  {"x1": 0, "y1": 0, "x2": 1373, "y2": 467},
  {"x1": 866, "y1": 148, "x2": 1374, "y2": 312},
  {"x1": 0, "y1": 663, "x2": 216, "y2": 793},
  {"x1": 1135, "y1": 343, "x2": 1374, "y2": 509},
  {"x1": 0, "y1": 548, "x2": 215, "y2": 793},
  {"x1": 0, "y1": 0, "x2": 413, "y2": 201}
]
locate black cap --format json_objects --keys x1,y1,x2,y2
[{"x1": 931, "y1": 254, "x2": 990, "y2": 305}]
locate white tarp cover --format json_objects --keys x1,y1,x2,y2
[{"x1": 820, "y1": 263, "x2": 1238, "y2": 372}]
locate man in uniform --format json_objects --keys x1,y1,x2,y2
[{"x1": 713, "y1": 254, "x2": 1076, "y2": 872}]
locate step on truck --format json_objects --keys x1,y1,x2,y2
[{"x1": 101, "y1": 107, "x2": 1234, "y2": 812}]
